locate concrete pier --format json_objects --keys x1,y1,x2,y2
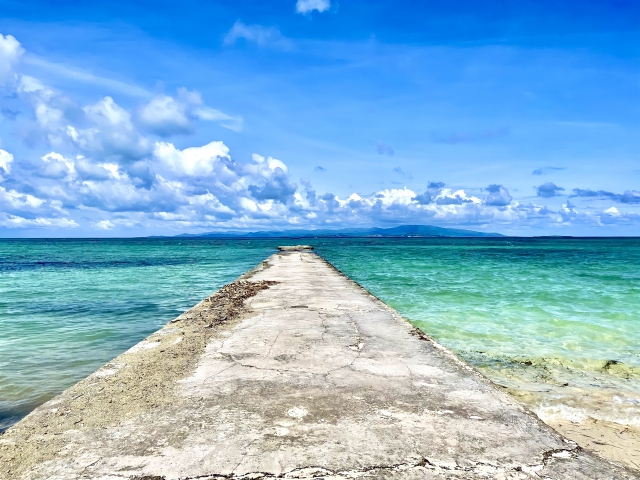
[{"x1": 0, "y1": 251, "x2": 634, "y2": 479}]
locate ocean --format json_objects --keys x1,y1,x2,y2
[{"x1": 1, "y1": 237, "x2": 638, "y2": 465}]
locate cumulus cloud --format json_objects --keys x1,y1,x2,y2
[
  {"x1": 153, "y1": 140, "x2": 230, "y2": 177},
  {"x1": 572, "y1": 188, "x2": 640, "y2": 204},
  {"x1": 6, "y1": 36, "x2": 234, "y2": 154},
  {"x1": 76, "y1": 96, "x2": 151, "y2": 162},
  {"x1": 415, "y1": 182, "x2": 445, "y2": 204},
  {"x1": 40, "y1": 152, "x2": 76, "y2": 180},
  {"x1": 436, "y1": 189, "x2": 479, "y2": 205},
  {"x1": 245, "y1": 154, "x2": 297, "y2": 203},
  {"x1": 139, "y1": 95, "x2": 191, "y2": 136},
  {"x1": 139, "y1": 89, "x2": 242, "y2": 135},
  {"x1": 536, "y1": 182, "x2": 565, "y2": 198},
  {"x1": 484, "y1": 184, "x2": 512, "y2": 206},
  {"x1": 2, "y1": 33, "x2": 639, "y2": 234},
  {"x1": 0, "y1": 214, "x2": 79, "y2": 229},
  {"x1": 224, "y1": 21, "x2": 292, "y2": 49},
  {"x1": 2, "y1": 135, "x2": 639, "y2": 231},
  {"x1": 248, "y1": 168, "x2": 297, "y2": 202},
  {"x1": 296, "y1": 0, "x2": 331, "y2": 14},
  {"x1": 94, "y1": 220, "x2": 115, "y2": 230},
  {"x1": 0, "y1": 148, "x2": 14, "y2": 175},
  {"x1": 15, "y1": 75, "x2": 81, "y2": 147},
  {"x1": 0, "y1": 34, "x2": 23, "y2": 84}
]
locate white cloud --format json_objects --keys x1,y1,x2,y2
[
  {"x1": 1, "y1": 214, "x2": 79, "y2": 229},
  {"x1": 1, "y1": 33, "x2": 638, "y2": 234},
  {"x1": 23, "y1": 55, "x2": 151, "y2": 97},
  {"x1": 139, "y1": 94, "x2": 192, "y2": 136},
  {"x1": 244, "y1": 153, "x2": 288, "y2": 178},
  {"x1": 139, "y1": 89, "x2": 243, "y2": 136},
  {"x1": 19, "y1": 75, "x2": 49, "y2": 94},
  {"x1": 154, "y1": 140, "x2": 230, "y2": 176},
  {"x1": 435, "y1": 188, "x2": 481, "y2": 205},
  {"x1": 484, "y1": 184, "x2": 512, "y2": 206},
  {"x1": 84, "y1": 96, "x2": 132, "y2": 128},
  {"x1": 604, "y1": 206, "x2": 619, "y2": 216},
  {"x1": 73, "y1": 96, "x2": 151, "y2": 160},
  {"x1": 224, "y1": 21, "x2": 293, "y2": 49},
  {"x1": 35, "y1": 103, "x2": 64, "y2": 130},
  {"x1": 94, "y1": 219, "x2": 115, "y2": 230},
  {"x1": 0, "y1": 185, "x2": 45, "y2": 209},
  {"x1": 296, "y1": 0, "x2": 331, "y2": 14},
  {"x1": 0, "y1": 34, "x2": 24, "y2": 84},
  {"x1": 0, "y1": 148, "x2": 14, "y2": 175},
  {"x1": 40, "y1": 152, "x2": 76, "y2": 180},
  {"x1": 192, "y1": 107, "x2": 243, "y2": 132},
  {"x1": 1, "y1": 33, "x2": 242, "y2": 191}
]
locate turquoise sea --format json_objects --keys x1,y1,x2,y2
[{"x1": 1, "y1": 238, "x2": 639, "y2": 434}]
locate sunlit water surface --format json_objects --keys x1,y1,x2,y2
[
  {"x1": 1, "y1": 237, "x2": 639, "y2": 435},
  {"x1": 317, "y1": 238, "x2": 640, "y2": 433}
]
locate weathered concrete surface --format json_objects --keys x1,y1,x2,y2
[{"x1": 0, "y1": 251, "x2": 635, "y2": 479}]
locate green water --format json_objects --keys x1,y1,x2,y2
[
  {"x1": 1, "y1": 237, "x2": 639, "y2": 431},
  {"x1": 317, "y1": 238, "x2": 640, "y2": 428},
  {"x1": 0, "y1": 238, "x2": 279, "y2": 431}
]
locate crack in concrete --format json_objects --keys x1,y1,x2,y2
[
  {"x1": 80, "y1": 456, "x2": 102, "y2": 476},
  {"x1": 398, "y1": 359, "x2": 414, "y2": 380},
  {"x1": 264, "y1": 331, "x2": 283, "y2": 360},
  {"x1": 11, "y1": 253, "x2": 631, "y2": 480},
  {"x1": 221, "y1": 353, "x2": 285, "y2": 373},
  {"x1": 230, "y1": 437, "x2": 261, "y2": 476},
  {"x1": 173, "y1": 448, "x2": 582, "y2": 479},
  {"x1": 319, "y1": 313, "x2": 329, "y2": 343},
  {"x1": 199, "y1": 362, "x2": 238, "y2": 386},
  {"x1": 122, "y1": 445, "x2": 589, "y2": 479}
]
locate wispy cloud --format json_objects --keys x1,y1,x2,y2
[
  {"x1": 296, "y1": 0, "x2": 331, "y2": 14},
  {"x1": 532, "y1": 166, "x2": 565, "y2": 175},
  {"x1": 572, "y1": 188, "x2": 640, "y2": 204},
  {"x1": 393, "y1": 166, "x2": 412, "y2": 180},
  {"x1": 376, "y1": 141, "x2": 394, "y2": 156},
  {"x1": 224, "y1": 21, "x2": 293, "y2": 49},
  {"x1": 2, "y1": 32, "x2": 639, "y2": 234},
  {"x1": 23, "y1": 56, "x2": 151, "y2": 98}
]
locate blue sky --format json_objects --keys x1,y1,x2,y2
[{"x1": 0, "y1": 0, "x2": 638, "y2": 236}]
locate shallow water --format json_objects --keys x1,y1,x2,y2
[
  {"x1": 315, "y1": 237, "x2": 640, "y2": 439},
  {"x1": 0, "y1": 238, "x2": 279, "y2": 431},
  {"x1": 1, "y1": 237, "x2": 639, "y2": 443}
]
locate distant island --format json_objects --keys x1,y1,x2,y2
[{"x1": 171, "y1": 224, "x2": 503, "y2": 239}]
